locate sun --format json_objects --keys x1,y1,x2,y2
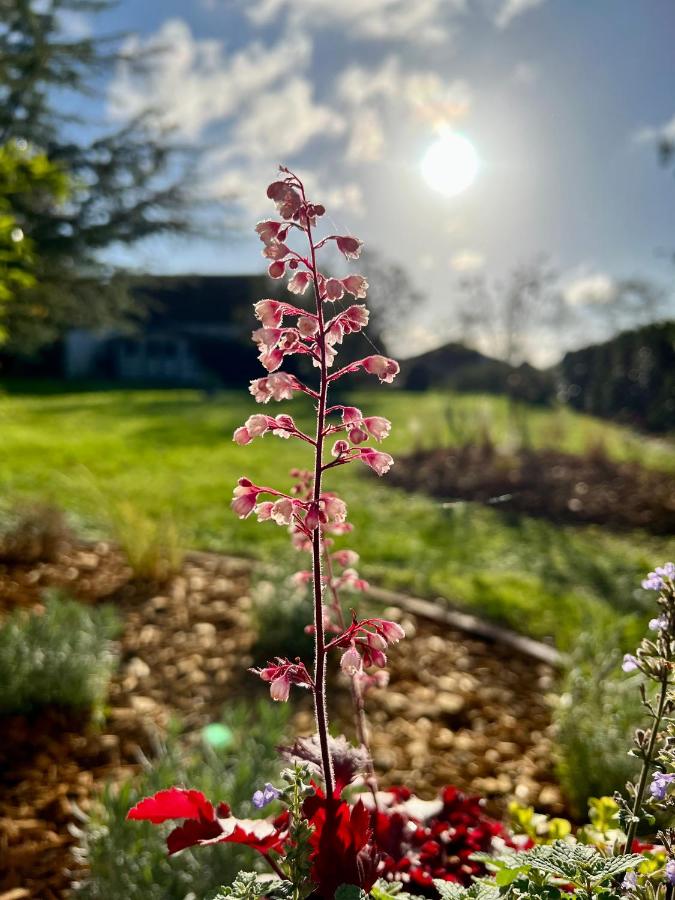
[{"x1": 421, "y1": 131, "x2": 480, "y2": 197}]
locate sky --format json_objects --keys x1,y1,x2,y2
[{"x1": 64, "y1": 0, "x2": 675, "y2": 363}]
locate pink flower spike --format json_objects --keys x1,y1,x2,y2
[
  {"x1": 332, "y1": 549, "x2": 359, "y2": 567},
  {"x1": 324, "y1": 278, "x2": 345, "y2": 302},
  {"x1": 341, "y1": 274, "x2": 369, "y2": 299},
  {"x1": 376, "y1": 619, "x2": 405, "y2": 644},
  {"x1": 270, "y1": 498, "x2": 295, "y2": 525},
  {"x1": 363, "y1": 416, "x2": 391, "y2": 442},
  {"x1": 348, "y1": 426, "x2": 369, "y2": 445},
  {"x1": 336, "y1": 235, "x2": 363, "y2": 260},
  {"x1": 288, "y1": 271, "x2": 311, "y2": 295},
  {"x1": 252, "y1": 327, "x2": 283, "y2": 350},
  {"x1": 270, "y1": 676, "x2": 291, "y2": 701},
  {"x1": 332, "y1": 439, "x2": 350, "y2": 457},
  {"x1": 363, "y1": 355, "x2": 400, "y2": 383},
  {"x1": 255, "y1": 501, "x2": 274, "y2": 521},
  {"x1": 232, "y1": 478, "x2": 261, "y2": 518},
  {"x1": 305, "y1": 502, "x2": 321, "y2": 532},
  {"x1": 233, "y1": 426, "x2": 251, "y2": 446},
  {"x1": 340, "y1": 645, "x2": 363, "y2": 676},
  {"x1": 254, "y1": 299, "x2": 285, "y2": 327},
  {"x1": 359, "y1": 447, "x2": 394, "y2": 476},
  {"x1": 262, "y1": 241, "x2": 290, "y2": 261},
  {"x1": 341, "y1": 406, "x2": 363, "y2": 424},
  {"x1": 245, "y1": 414, "x2": 271, "y2": 437},
  {"x1": 297, "y1": 316, "x2": 319, "y2": 338},
  {"x1": 267, "y1": 181, "x2": 302, "y2": 219},
  {"x1": 323, "y1": 494, "x2": 347, "y2": 523},
  {"x1": 255, "y1": 220, "x2": 282, "y2": 245},
  {"x1": 271, "y1": 414, "x2": 295, "y2": 437},
  {"x1": 252, "y1": 657, "x2": 313, "y2": 701},
  {"x1": 259, "y1": 347, "x2": 285, "y2": 373},
  {"x1": 249, "y1": 372, "x2": 298, "y2": 403},
  {"x1": 268, "y1": 260, "x2": 285, "y2": 279}
]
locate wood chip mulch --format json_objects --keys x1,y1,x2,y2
[{"x1": 0, "y1": 541, "x2": 561, "y2": 899}]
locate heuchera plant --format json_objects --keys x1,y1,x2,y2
[{"x1": 126, "y1": 169, "x2": 512, "y2": 898}]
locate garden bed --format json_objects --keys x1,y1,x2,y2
[
  {"x1": 0, "y1": 541, "x2": 560, "y2": 898},
  {"x1": 388, "y1": 442, "x2": 675, "y2": 533}
]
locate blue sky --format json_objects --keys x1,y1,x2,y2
[{"x1": 66, "y1": 0, "x2": 675, "y2": 361}]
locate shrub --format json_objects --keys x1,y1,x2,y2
[
  {"x1": 251, "y1": 567, "x2": 315, "y2": 663},
  {"x1": 0, "y1": 591, "x2": 119, "y2": 715},
  {"x1": 554, "y1": 621, "x2": 642, "y2": 818},
  {"x1": 0, "y1": 501, "x2": 72, "y2": 563},
  {"x1": 74, "y1": 702, "x2": 289, "y2": 900}
]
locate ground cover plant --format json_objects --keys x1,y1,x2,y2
[
  {"x1": 75, "y1": 703, "x2": 289, "y2": 900},
  {"x1": 0, "y1": 590, "x2": 119, "y2": 714},
  {"x1": 0, "y1": 385, "x2": 671, "y2": 649},
  {"x1": 121, "y1": 170, "x2": 675, "y2": 900}
]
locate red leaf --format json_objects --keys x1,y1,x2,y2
[
  {"x1": 127, "y1": 788, "x2": 217, "y2": 825},
  {"x1": 167, "y1": 817, "x2": 223, "y2": 855}
]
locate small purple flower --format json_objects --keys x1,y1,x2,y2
[
  {"x1": 252, "y1": 782, "x2": 281, "y2": 809},
  {"x1": 649, "y1": 614, "x2": 668, "y2": 632},
  {"x1": 656, "y1": 563, "x2": 675, "y2": 580},
  {"x1": 666, "y1": 859, "x2": 675, "y2": 886},
  {"x1": 622, "y1": 654, "x2": 640, "y2": 673},
  {"x1": 643, "y1": 573, "x2": 665, "y2": 591},
  {"x1": 622, "y1": 871, "x2": 638, "y2": 891},
  {"x1": 649, "y1": 771, "x2": 675, "y2": 800}
]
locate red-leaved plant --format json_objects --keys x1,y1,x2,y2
[{"x1": 126, "y1": 168, "x2": 508, "y2": 898}]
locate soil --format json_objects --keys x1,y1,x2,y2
[
  {"x1": 0, "y1": 540, "x2": 561, "y2": 899},
  {"x1": 388, "y1": 442, "x2": 675, "y2": 533}
]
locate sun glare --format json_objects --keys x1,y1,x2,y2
[{"x1": 421, "y1": 131, "x2": 480, "y2": 197}]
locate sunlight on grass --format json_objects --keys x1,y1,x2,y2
[{"x1": 0, "y1": 386, "x2": 672, "y2": 650}]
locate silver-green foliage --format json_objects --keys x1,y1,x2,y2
[
  {"x1": 75, "y1": 702, "x2": 289, "y2": 900},
  {"x1": 0, "y1": 591, "x2": 119, "y2": 714},
  {"x1": 554, "y1": 622, "x2": 642, "y2": 817}
]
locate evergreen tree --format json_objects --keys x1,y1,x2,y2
[{"x1": 0, "y1": 0, "x2": 193, "y2": 354}]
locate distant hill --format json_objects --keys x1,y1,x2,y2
[
  {"x1": 557, "y1": 320, "x2": 675, "y2": 433},
  {"x1": 399, "y1": 342, "x2": 555, "y2": 405}
]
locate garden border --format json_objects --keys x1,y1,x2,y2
[{"x1": 185, "y1": 550, "x2": 563, "y2": 669}]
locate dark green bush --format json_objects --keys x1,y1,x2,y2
[
  {"x1": 0, "y1": 591, "x2": 119, "y2": 715},
  {"x1": 74, "y1": 702, "x2": 290, "y2": 900},
  {"x1": 251, "y1": 568, "x2": 315, "y2": 663}
]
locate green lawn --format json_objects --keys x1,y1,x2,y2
[{"x1": 0, "y1": 383, "x2": 673, "y2": 650}]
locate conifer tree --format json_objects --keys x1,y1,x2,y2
[{"x1": 0, "y1": 0, "x2": 193, "y2": 353}]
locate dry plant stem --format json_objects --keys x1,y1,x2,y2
[
  {"x1": 624, "y1": 674, "x2": 670, "y2": 852},
  {"x1": 307, "y1": 211, "x2": 335, "y2": 797}
]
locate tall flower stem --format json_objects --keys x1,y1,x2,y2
[
  {"x1": 306, "y1": 212, "x2": 334, "y2": 797},
  {"x1": 624, "y1": 673, "x2": 670, "y2": 852},
  {"x1": 323, "y1": 548, "x2": 378, "y2": 798}
]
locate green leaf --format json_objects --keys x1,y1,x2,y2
[{"x1": 335, "y1": 886, "x2": 368, "y2": 900}]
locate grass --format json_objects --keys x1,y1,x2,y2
[{"x1": 0, "y1": 383, "x2": 673, "y2": 650}]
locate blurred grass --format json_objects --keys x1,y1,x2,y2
[{"x1": 0, "y1": 383, "x2": 673, "y2": 650}]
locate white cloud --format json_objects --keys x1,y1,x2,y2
[
  {"x1": 564, "y1": 273, "x2": 617, "y2": 307},
  {"x1": 337, "y1": 57, "x2": 472, "y2": 123},
  {"x1": 229, "y1": 78, "x2": 345, "y2": 160},
  {"x1": 512, "y1": 61, "x2": 538, "y2": 86},
  {"x1": 494, "y1": 0, "x2": 546, "y2": 29},
  {"x1": 239, "y1": 0, "x2": 464, "y2": 45},
  {"x1": 57, "y1": 10, "x2": 92, "y2": 38},
  {"x1": 450, "y1": 249, "x2": 485, "y2": 272},
  {"x1": 108, "y1": 18, "x2": 311, "y2": 139},
  {"x1": 633, "y1": 114, "x2": 675, "y2": 146},
  {"x1": 346, "y1": 109, "x2": 386, "y2": 163}
]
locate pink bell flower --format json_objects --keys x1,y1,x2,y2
[{"x1": 359, "y1": 448, "x2": 394, "y2": 476}]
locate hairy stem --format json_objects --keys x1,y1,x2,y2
[
  {"x1": 306, "y1": 213, "x2": 334, "y2": 797},
  {"x1": 323, "y1": 549, "x2": 378, "y2": 797},
  {"x1": 625, "y1": 674, "x2": 669, "y2": 852}
]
